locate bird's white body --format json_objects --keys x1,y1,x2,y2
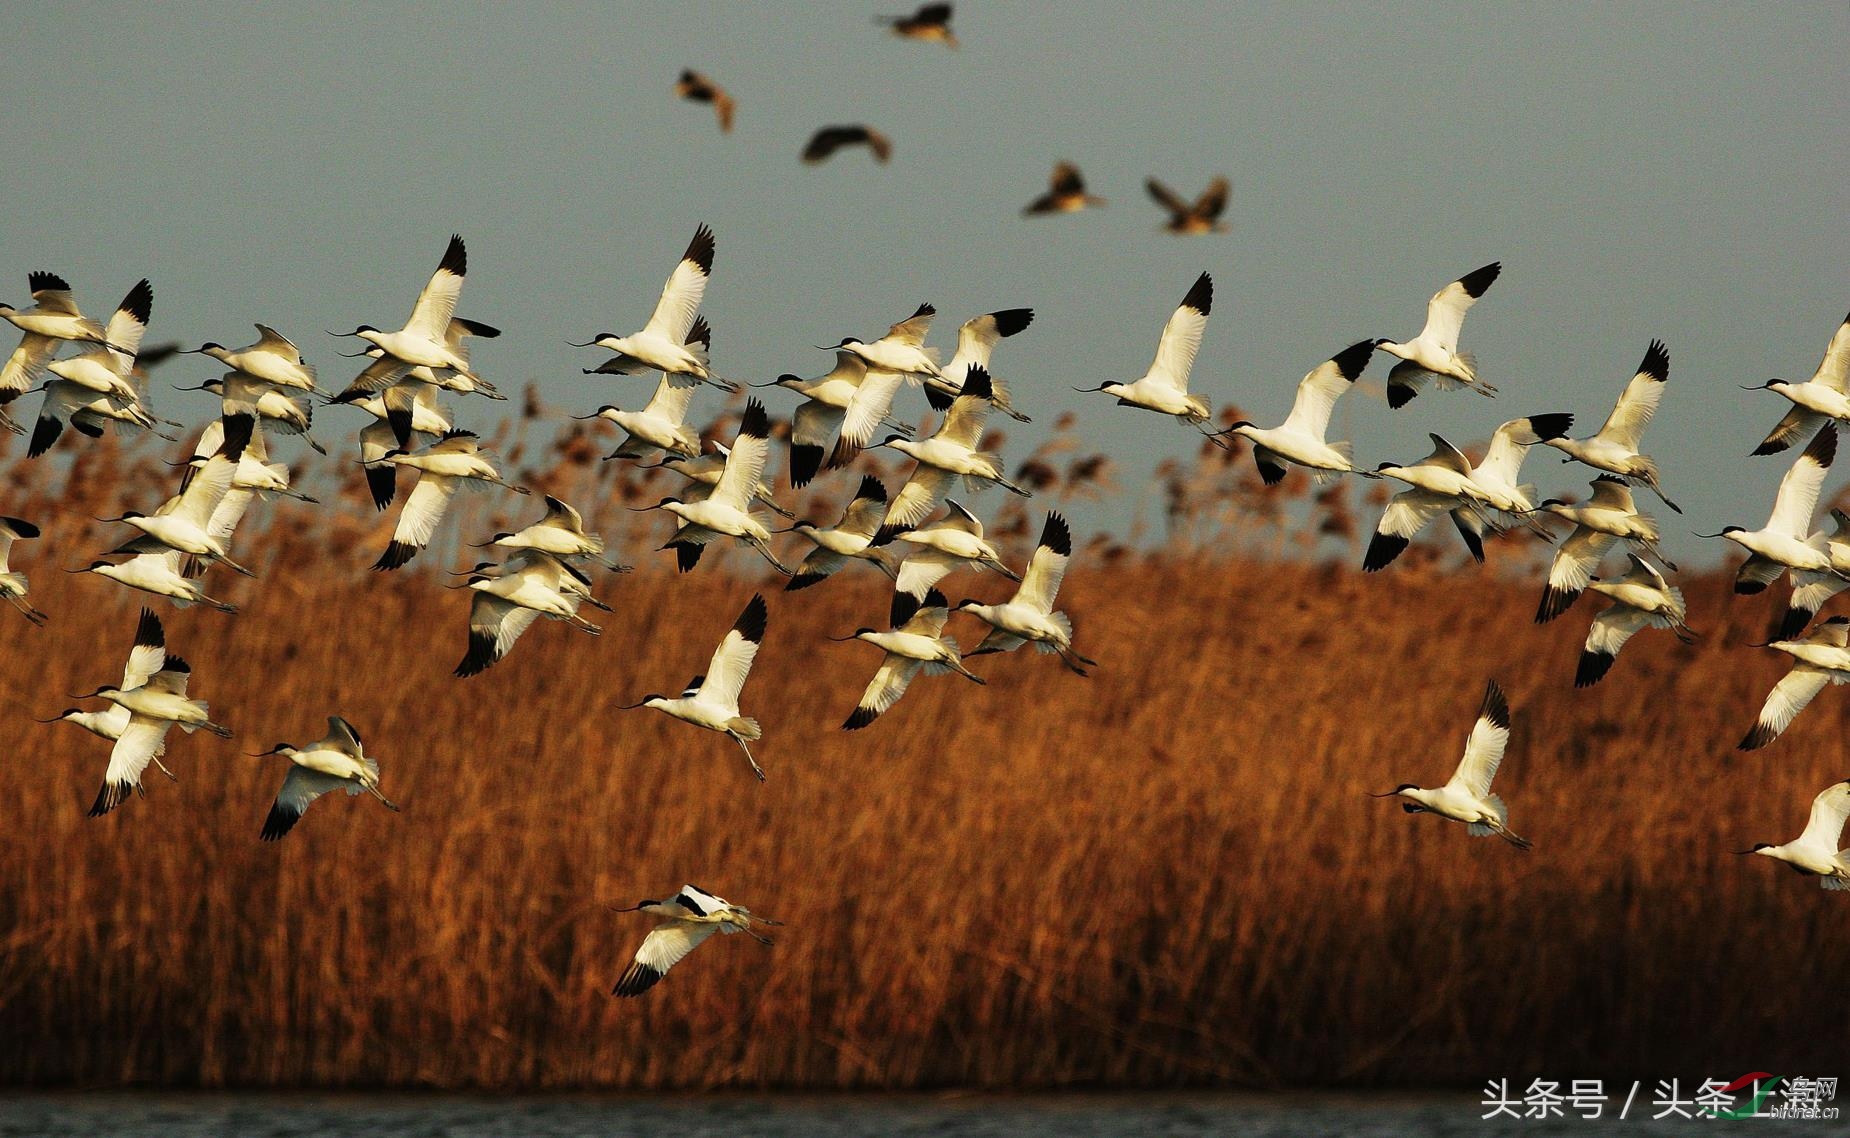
[
  {"x1": 1095, "y1": 273, "x2": 1212, "y2": 424},
  {"x1": 88, "y1": 552, "x2": 236, "y2": 613},
  {"x1": 257, "y1": 715, "x2": 397, "y2": 840},
  {"x1": 958, "y1": 512, "x2": 1093, "y2": 675},
  {"x1": 1377, "y1": 262, "x2": 1501, "y2": 403},
  {"x1": 1752, "y1": 313, "x2": 1850, "y2": 454},
  {"x1": 194, "y1": 325, "x2": 318, "y2": 391},
  {"x1": 1545, "y1": 341, "x2": 1679, "y2": 511},
  {"x1": 1225, "y1": 342, "x2": 1375, "y2": 482},
  {"x1": 611, "y1": 884, "x2": 777, "y2": 996},
  {"x1": 1382, "y1": 680, "x2": 1529, "y2": 848},
  {"x1": 1721, "y1": 426, "x2": 1840, "y2": 586},
  {"x1": 587, "y1": 226, "x2": 724, "y2": 386},
  {"x1": 630, "y1": 595, "x2": 769, "y2": 781},
  {"x1": 1746, "y1": 780, "x2": 1850, "y2": 888}
]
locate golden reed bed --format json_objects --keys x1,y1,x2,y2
[{"x1": 0, "y1": 417, "x2": 1843, "y2": 1090}]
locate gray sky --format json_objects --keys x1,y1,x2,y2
[{"x1": 6, "y1": 1, "x2": 1847, "y2": 565}]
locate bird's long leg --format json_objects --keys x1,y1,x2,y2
[
  {"x1": 732, "y1": 734, "x2": 766, "y2": 782},
  {"x1": 1054, "y1": 645, "x2": 1092, "y2": 676},
  {"x1": 366, "y1": 784, "x2": 401, "y2": 812},
  {"x1": 748, "y1": 538, "x2": 795, "y2": 576},
  {"x1": 8, "y1": 595, "x2": 47, "y2": 625},
  {"x1": 994, "y1": 474, "x2": 1034, "y2": 497},
  {"x1": 216, "y1": 553, "x2": 260, "y2": 579},
  {"x1": 579, "y1": 594, "x2": 615, "y2": 613},
  {"x1": 759, "y1": 497, "x2": 798, "y2": 521},
  {"x1": 200, "y1": 720, "x2": 233, "y2": 739},
  {"x1": 948, "y1": 656, "x2": 986, "y2": 684},
  {"x1": 564, "y1": 613, "x2": 603, "y2": 635},
  {"x1": 981, "y1": 557, "x2": 1023, "y2": 583},
  {"x1": 1491, "y1": 821, "x2": 1533, "y2": 851},
  {"x1": 152, "y1": 756, "x2": 178, "y2": 782}
]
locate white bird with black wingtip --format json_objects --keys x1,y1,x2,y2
[
  {"x1": 875, "y1": 499, "x2": 1020, "y2": 624},
  {"x1": 821, "y1": 304, "x2": 944, "y2": 382},
  {"x1": 836, "y1": 589, "x2": 984, "y2": 729},
  {"x1": 640, "y1": 400, "x2": 794, "y2": 575},
  {"x1": 333, "y1": 234, "x2": 482, "y2": 382},
  {"x1": 1545, "y1": 340, "x2": 1681, "y2": 513},
  {"x1": 1748, "y1": 310, "x2": 1850, "y2": 456},
  {"x1": 0, "y1": 515, "x2": 45, "y2": 624},
  {"x1": 80, "y1": 653, "x2": 230, "y2": 817},
  {"x1": 40, "y1": 609, "x2": 178, "y2": 785},
  {"x1": 875, "y1": 367, "x2": 1032, "y2": 542},
  {"x1": 1220, "y1": 341, "x2": 1376, "y2": 484},
  {"x1": 1738, "y1": 616, "x2": 1850, "y2": 752},
  {"x1": 1534, "y1": 476, "x2": 1672, "y2": 623},
  {"x1": 1739, "y1": 779, "x2": 1850, "y2": 891},
  {"x1": 252, "y1": 716, "x2": 399, "y2": 841},
  {"x1": 786, "y1": 475, "x2": 898, "y2": 591},
  {"x1": 958, "y1": 512, "x2": 1096, "y2": 676},
  {"x1": 454, "y1": 551, "x2": 606, "y2": 677},
  {"x1": 619, "y1": 593, "x2": 772, "y2": 781},
  {"x1": 1702, "y1": 425, "x2": 1842, "y2": 597},
  {"x1": 1079, "y1": 272, "x2": 1220, "y2": 441},
  {"x1": 1372, "y1": 679, "x2": 1531, "y2": 849},
  {"x1": 611, "y1": 884, "x2": 780, "y2": 997},
  {"x1": 1575, "y1": 554, "x2": 1694, "y2": 688},
  {"x1": 574, "y1": 224, "x2": 735, "y2": 391},
  {"x1": 923, "y1": 307, "x2": 1035, "y2": 422},
  {"x1": 1376, "y1": 262, "x2": 1501, "y2": 407},
  {"x1": 754, "y1": 349, "x2": 910, "y2": 485},
  {"x1": 374, "y1": 430, "x2": 528, "y2": 571}
]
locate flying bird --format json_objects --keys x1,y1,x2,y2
[
  {"x1": 1372, "y1": 679, "x2": 1531, "y2": 849},
  {"x1": 754, "y1": 349, "x2": 909, "y2": 485},
  {"x1": 958, "y1": 512, "x2": 1095, "y2": 675},
  {"x1": 0, "y1": 516, "x2": 44, "y2": 624},
  {"x1": 1738, "y1": 779, "x2": 1850, "y2": 890},
  {"x1": 455, "y1": 552, "x2": 606, "y2": 677},
  {"x1": 883, "y1": 3, "x2": 956, "y2": 47},
  {"x1": 1747, "y1": 310, "x2": 1850, "y2": 455},
  {"x1": 334, "y1": 235, "x2": 483, "y2": 384},
  {"x1": 838, "y1": 589, "x2": 984, "y2": 728},
  {"x1": 1534, "y1": 475, "x2": 1672, "y2": 622},
  {"x1": 922, "y1": 308, "x2": 1035, "y2": 421},
  {"x1": 1146, "y1": 176, "x2": 1229, "y2": 234},
  {"x1": 786, "y1": 475, "x2": 899, "y2": 591},
  {"x1": 81, "y1": 655, "x2": 230, "y2": 817},
  {"x1": 875, "y1": 367, "x2": 1032, "y2": 541},
  {"x1": 578, "y1": 317, "x2": 713, "y2": 461},
  {"x1": 674, "y1": 69, "x2": 735, "y2": 132},
  {"x1": 802, "y1": 125, "x2": 892, "y2": 165},
  {"x1": 1024, "y1": 162, "x2": 1104, "y2": 215},
  {"x1": 611, "y1": 884, "x2": 779, "y2": 997},
  {"x1": 1704, "y1": 425, "x2": 1840, "y2": 596},
  {"x1": 1575, "y1": 554, "x2": 1694, "y2": 687},
  {"x1": 1221, "y1": 341, "x2": 1376, "y2": 483},
  {"x1": 1079, "y1": 272, "x2": 1219, "y2": 440},
  {"x1": 1545, "y1": 340, "x2": 1681, "y2": 513},
  {"x1": 183, "y1": 324, "x2": 319, "y2": 393},
  {"x1": 822, "y1": 304, "x2": 941, "y2": 380},
  {"x1": 374, "y1": 430, "x2": 528, "y2": 571},
  {"x1": 1376, "y1": 262, "x2": 1502, "y2": 406},
  {"x1": 40, "y1": 609, "x2": 178, "y2": 784},
  {"x1": 1780, "y1": 508, "x2": 1850, "y2": 639},
  {"x1": 618, "y1": 594, "x2": 771, "y2": 781},
  {"x1": 573, "y1": 225, "x2": 735, "y2": 391},
  {"x1": 252, "y1": 716, "x2": 399, "y2": 841},
  {"x1": 1739, "y1": 616, "x2": 1850, "y2": 751},
  {"x1": 875, "y1": 499, "x2": 1020, "y2": 624},
  {"x1": 643, "y1": 401, "x2": 794, "y2": 575},
  {"x1": 0, "y1": 272, "x2": 123, "y2": 419}
]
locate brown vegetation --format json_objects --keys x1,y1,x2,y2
[{"x1": 0, "y1": 405, "x2": 1843, "y2": 1090}]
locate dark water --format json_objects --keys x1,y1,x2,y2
[{"x1": 0, "y1": 1092, "x2": 1822, "y2": 1137}]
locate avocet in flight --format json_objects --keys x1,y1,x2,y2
[
  {"x1": 334, "y1": 235, "x2": 482, "y2": 382},
  {"x1": 0, "y1": 516, "x2": 44, "y2": 624},
  {"x1": 1738, "y1": 779, "x2": 1850, "y2": 891},
  {"x1": 1748, "y1": 310, "x2": 1850, "y2": 456},
  {"x1": 619, "y1": 594, "x2": 771, "y2": 781},
  {"x1": 611, "y1": 884, "x2": 780, "y2": 997},
  {"x1": 253, "y1": 716, "x2": 399, "y2": 841},
  {"x1": 643, "y1": 401, "x2": 794, "y2": 575},
  {"x1": 1372, "y1": 679, "x2": 1531, "y2": 849},
  {"x1": 40, "y1": 609, "x2": 177, "y2": 784},
  {"x1": 837, "y1": 589, "x2": 984, "y2": 729},
  {"x1": 574, "y1": 225, "x2": 735, "y2": 391},
  {"x1": 1376, "y1": 262, "x2": 1501, "y2": 407},
  {"x1": 1575, "y1": 554, "x2": 1694, "y2": 688},
  {"x1": 958, "y1": 512, "x2": 1096, "y2": 675},
  {"x1": 1078, "y1": 273, "x2": 1220, "y2": 440},
  {"x1": 1545, "y1": 340, "x2": 1681, "y2": 513},
  {"x1": 1220, "y1": 341, "x2": 1376, "y2": 484},
  {"x1": 81, "y1": 655, "x2": 229, "y2": 817},
  {"x1": 1739, "y1": 616, "x2": 1850, "y2": 751}
]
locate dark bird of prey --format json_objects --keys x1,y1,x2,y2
[
  {"x1": 1146, "y1": 175, "x2": 1231, "y2": 234},
  {"x1": 803, "y1": 125, "x2": 892, "y2": 165},
  {"x1": 1023, "y1": 162, "x2": 1106, "y2": 216},
  {"x1": 883, "y1": 3, "x2": 956, "y2": 48},
  {"x1": 674, "y1": 69, "x2": 735, "y2": 133}
]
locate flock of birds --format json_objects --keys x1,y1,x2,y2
[{"x1": 4, "y1": 5, "x2": 1848, "y2": 998}]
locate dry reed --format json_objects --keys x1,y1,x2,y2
[{"x1": 0, "y1": 413, "x2": 1843, "y2": 1090}]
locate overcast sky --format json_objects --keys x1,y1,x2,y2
[{"x1": 6, "y1": 1, "x2": 1847, "y2": 564}]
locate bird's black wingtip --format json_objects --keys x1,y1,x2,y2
[
  {"x1": 1638, "y1": 339, "x2": 1670, "y2": 382},
  {"x1": 1180, "y1": 271, "x2": 1212, "y2": 317},
  {"x1": 734, "y1": 593, "x2": 768, "y2": 642}
]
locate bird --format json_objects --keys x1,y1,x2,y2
[
  {"x1": 875, "y1": 367, "x2": 1032, "y2": 541},
  {"x1": 1375, "y1": 262, "x2": 1502, "y2": 406},
  {"x1": 252, "y1": 716, "x2": 399, "y2": 841},
  {"x1": 1747, "y1": 310, "x2": 1850, "y2": 455},
  {"x1": 0, "y1": 516, "x2": 45, "y2": 624},
  {"x1": 1145, "y1": 176, "x2": 1229, "y2": 234},
  {"x1": 343, "y1": 383, "x2": 450, "y2": 510},
  {"x1": 821, "y1": 304, "x2": 942, "y2": 381},
  {"x1": 76, "y1": 551, "x2": 238, "y2": 614},
  {"x1": 182, "y1": 324, "x2": 319, "y2": 392},
  {"x1": 572, "y1": 225, "x2": 735, "y2": 391},
  {"x1": 1024, "y1": 162, "x2": 1104, "y2": 216},
  {"x1": 1545, "y1": 340, "x2": 1681, "y2": 513},
  {"x1": 478, "y1": 495, "x2": 619, "y2": 570},
  {"x1": 454, "y1": 552, "x2": 606, "y2": 677},
  {"x1": 0, "y1": 273, "x2": 122, "y2": 404},
  {"x1": 883, "y1": 3, "x2": 956, "y2": 47},
  {"x1": 1078, "y1": 273, "x2": 1219, "y2": 439},
  {"x1": 335, "y1": 315, "x2": 503, "y2": 414},
  {"x1": 334, "y1": 235, "x2": 484, "y2": 383},
  {"x1": 1738, "y1": 779, "x2": 1850, "y2": 890},
  {"x1": 1220, "y1": 341, "x2": 1377, "y2": 484},
  {"x1": 874, "y1": 499, "x2": 1020, "y2": 624},
  {"x1": 618, "y1": 593, "x2": 771, "y2": 781},
  {"x1": 374, "y1": 430, "x2": 528, "y2": 571},
  {"x1": 786, "y1": 475, "x2": 899, "y2": 590},
  {"x1": 645, "y1": 440, "x2": 797, "y2": 522},
  {"x1": 957, "y1": 512, "x2": 1095, "y2": 675},
  {"x1": 752, "y1": 349, "x2": 909, "y2": 486},
  {"x1": 30, "y1": 279, "x2": 158, "y2": 455},
  {"x1": 39, "y1": 609, "x2": 178, "y2": 784},
  {"x1": 1739, "y1": 616, "x2": 1850, "y2": 751},
  {"x1": 81, "y1": 655, "x2": 230, "y2": 817},
  {"x1": 802, "y1": 125, "x2": 892, "y2": 165},
  {"x1": 177, "y1": 372, "x2": 323, "y2": 460},
  {"x1": 1372, "y1": 679, "x2": 1531, "y2": 849},
  {"x1": 1534, "y1": 476, "x2": 1673, "y2": 622},
  {"x1": 576, "y1": 318, "x2": 712, "y2": 462},
  {"x1": 674, "y1": 69, "x2": 735, "y2": 132},
  {"x1": 1362, "y1": 435, "x2": 1499, "y2": 572},
  {"x1": 99, "y1": 454, "x2": 258, "y2": 578},
  {"x1": 922, "y1": 308, "x2": 1036, "y2": 421},
  {"x1": 1575, "y1": 554, "x2": 1694, "y2": 687},
  {"x1": 836, "y1": 589, "x2": 984, "y2": 729},
  {"x1": 1701, "y1": 425, "x2": 1840, "y2": 596},
  {"x1": 1781, "y1": 508, "x2": 1850, "y2": 639},
  {"x1": 611, "y1": 884, "x2": 779, "y2": 997},
  {"x1": 641, "y1": 401, "x2": 794, "y2": 575}
]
